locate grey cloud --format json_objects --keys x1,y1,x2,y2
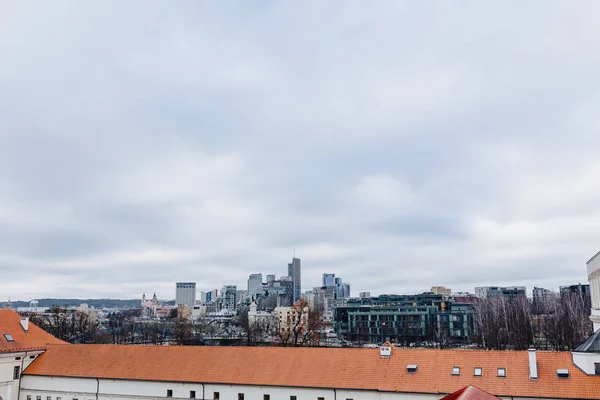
[{"x1": 1, "y1": 1, "x2": 600, "y2": 300}]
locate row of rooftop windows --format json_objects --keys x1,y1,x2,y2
[{"x1": 449, "y1": 366, "x2": 506, "y2": 377}]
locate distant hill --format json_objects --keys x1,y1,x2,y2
[{"x1": 10, "y1": 298, "x2": 176, "y2": 309}]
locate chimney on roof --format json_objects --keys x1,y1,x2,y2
[
  {"x1": 20, "y1": 316, "x2": 29, "y2": 332},
  {"x1": 380, "y1": 342, "x2": 392, "y2": 358},
  {"x1": 528, "y1": 348, "x2": 538, "y2": 380}
]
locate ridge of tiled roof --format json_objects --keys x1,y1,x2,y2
[
  {"x1": 0, "y1": 309, "x2": 66, "y2": 353},
  {"x1": 24, "y1": 345, "x2": 600, "y2": 399}
]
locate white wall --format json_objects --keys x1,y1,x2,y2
[
  {"x1": 19, "y1": 375, "x2": 583, "y2": 400},
  {"x1": 572, "y1": 352, "x2": 600, "y2": 375},
  {"x1": 20, "y1": 376, "x2": 445, "y2": 400},
  {"x1": 0, "y1": 351, "x2": 43, "y2": 400}
]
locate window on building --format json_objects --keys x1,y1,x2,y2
[
  {"x1": 47, "y1": 397, "x2": 51, "y2": 400},
  {"x1": 407, "y1": 364, "x2": 418, "y2": 373},
  {"x1": 474, "y1": 367, "x2": 482, "y2": 376},
  {"x1": 214, "y1": 393, "x2": 220, "y2": 400},
  {"x1": 556, "y1": 369, "x2": 569, "y2": 379},
  {"x1": 4, "y1": 333, "x2": 14, "y2": 342},
  {"x1": 595, "y1": 363, "x2": 600, "y2": 375},
  {"x1": 27, "y1": 396, "x2": 31, "y2": 400},
  {"x1": 318, "y1": 397, "x2": 325, "y2": 400},
  {"x1": 30, "y1": 355, "x2": 36, "y2": 359},
  {"x1": 167, "y1": 390, "x2": 173, "y2": 398},
  {"x1": 497, "y1": 368, "x2": 506, "y2": 377},
  {"x1": 13, "y1": 366, "x2": 20, "y2": 379},
  {"x1": 15, "y1": 356, "x2": 21, "y2": 360},
  {"x1": 452, "y1": 366, "x2": 460, "y2": 375},
  {"x1": 190, "y1": 391, "x2": 196, "y2": 399},
  {"x1": 238, "y1": 394, "x2": 244, "y2": 400},
  {"x1": 264, "y1": 395, "x2": 270, "y2": 400},
  {"x1": 37, "y1": 396, "x2": 42, "y2": 400},
  {"x1": 57, "y1": 398, "x2": 61, "y2": 400},
  {"x1": 291, "y1": 396, "x2": 297, "y2": 400}
]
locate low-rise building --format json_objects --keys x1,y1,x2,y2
[
  {"x1": 334, "y1": 293, "x2": 473, "y2": 344},
  {"x1": 431, "y1": 286, "x2": 452, "y2": 296},
  {"x1": 474, "y1": 286, "x2": 526, "y2": 299},
  {"x1": 17, "y1": 343, "x2": 600, "y2": 400},
  {"x1": 0, "y1": 309, "x2": 64, "y2": 400}
]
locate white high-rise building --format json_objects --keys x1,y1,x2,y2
[
  {"x1": 175, "y1": 282, "x2": 196, "y2": 306},
  {"x1": 587, "y1": 251, "x2": 600, "y2": 331}
]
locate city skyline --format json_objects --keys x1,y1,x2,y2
[{"x1": 2, "y1": 2, "x2": 600, "y2": 300}]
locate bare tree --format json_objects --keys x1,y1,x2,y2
[{"x1": 277, "y1": 298, "x2": 322, "y2": 346}]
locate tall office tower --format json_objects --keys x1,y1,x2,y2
[
  {"x1": 288, "y1": 257, "x2": 302, "y2": 302},
  {"x1": 266, "y1": 274, "x2": 276, "y2": 284},
  {"x1": 175, "y1": 282, "x2": 196, "y2": 306},
  {"x1": 247, "y1": 273, "x2": 263, "y2": 298},
  {"x1": 322, "y1": 273, "x2": 335, "y2": 287}
]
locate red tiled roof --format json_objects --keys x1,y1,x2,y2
[
  {"x1": 441, "y1": 385, "x2": 501, "y2": 400},
  {"x1": 24, "y1": 345, "x2": 600, "y2": 399},
  {"x1": 0, "y1": 309, "x2": 66, "y2": 353}
]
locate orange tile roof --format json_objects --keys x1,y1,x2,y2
[
  {"x1": 0, "y1": 309, "x2": 66, "y2": 353},
  {"x1": 24, "y1": 344, "x2": 600, "y2": 399}
]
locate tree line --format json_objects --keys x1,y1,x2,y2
[{"x1": 471, "y1": 291, "x2": 592, "y2": 350}]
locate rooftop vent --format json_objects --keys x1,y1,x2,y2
[
  {"x1": 379, "y1": 342, "x2": 392, "y2": 358},
  {"x1": 556, "y1": 369, "x2": 569, "y2": 378},
  {"x1": 452, "y1": 367, "x2": 460, "y2": 376},
  {"x1": 407, "y1": 364, "x2": 418, "y2": 373},
  {"x1": 20, "y1": 317, "x2": 29, "y2": 332}
]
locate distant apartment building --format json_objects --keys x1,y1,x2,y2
[
  {"x1": 560, "y1": 283, "x2": 591, "y2": 299},
  {"x1": 359, "y1": 291, "x2": 371, "y2": 298},
  {"x1": 533, "y1": 287, "x2": 554, "y2": 303},
  {"x1": 431, "y1": 286, "x2": 452, "y2": 296},
  {"x1": 266, "y1": 274, "x2": 276, "y2": 284},
  {"x1": 307, "y1": 286, "x2": 337, "y2": 322},
  {"x1": 334, "y1": 293, "x2": 473, "y2": 344},
  {"x1": 288, "y1": 257, "x2": 302, "y2": 302},
  {"x1": 247, "y1": 273, "x2": 263, "y2": 299},
  {"x1": 175, "y1": 282, "x2": 196, "y2": 306},
  {"x1": 218, "y1": 285, "x2": 237, "y2": 312},
  {"x1": 275, "y1": 302, "x2": 309, "y2": 335},
  {"x1": 199, "y1": 289, "x2": 218, "y2": 303},
  {"x1": 474, "y1": 286, "x2": 526, "y2": 299}
]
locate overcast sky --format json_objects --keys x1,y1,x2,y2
[{"x1": 1, "y1": 2, "x2": 600, "y2": 301}]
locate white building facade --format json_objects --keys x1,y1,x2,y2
[
  {"x1": 587, "y1": 251, "x2": 600, "y2": 331},
  {"x1": 176, "y1": 282, "x2": 197, "y2": 307}
]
